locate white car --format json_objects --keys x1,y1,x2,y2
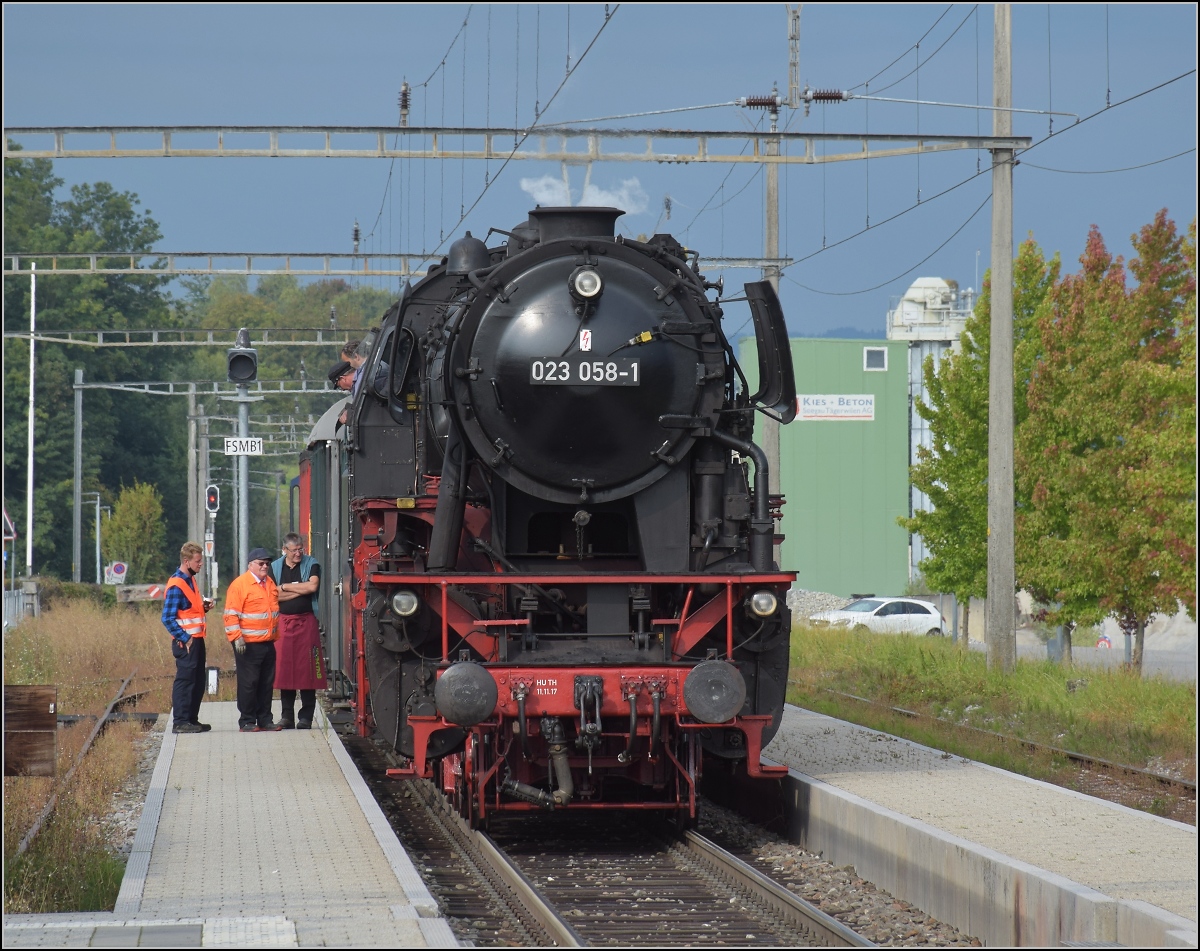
[{"x1": 808, "y1": 597, "x2": 948, "y2": 636}]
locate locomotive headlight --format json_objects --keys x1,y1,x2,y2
[
  {"x1": 391, "y1": 590, "x2": 420, "y2": 617},
  {"x1": 748, "y1": 590, "x2": 779, "y2": 617},
  {"x1": 569, "y1": 266, "x2": 603, "y2": 300}
]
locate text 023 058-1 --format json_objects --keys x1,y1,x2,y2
[{"x1": 529, "y1": 358, "x2": 641, "y2": 386}]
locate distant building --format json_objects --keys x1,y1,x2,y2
[
  {"x1": 885, "y1": 278, "x2": 976, "y2": 582},
  {"x1": 749, "y1": 278, "x2": 974, "y2": 599},
  {"x1": 752, "y1": 336, "x2": 910, "y2": 598}
]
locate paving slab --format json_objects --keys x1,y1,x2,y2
[
  {"x1": 765, "y1": 705, "x2": 1197, "y2": 925},
  {"x1": 4, "y1": 702, "x2": 457, "y2": 949}
]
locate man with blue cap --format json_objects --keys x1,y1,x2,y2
[{"x1": 223, "y1": 547, "x2": 282, "y2": 732}]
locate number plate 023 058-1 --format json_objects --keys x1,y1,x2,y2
[{"x1": 529, "y1": 358, "x2": 641, "y2": 386}]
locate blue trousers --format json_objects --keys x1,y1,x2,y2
[{"x1": 171, "y1": 637, "x2": 206, "y2": 726}]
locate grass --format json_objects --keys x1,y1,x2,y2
[
  {"x1": 788, "y1": 625, "x2": 1197, "y2": 783},
  {"x1": 3, "y1": 599, "x2": 240, "y2": 913}
]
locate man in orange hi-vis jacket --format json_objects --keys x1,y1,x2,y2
[{"x1": 224, "y1": 547, "x2": 282, "y2": 732}]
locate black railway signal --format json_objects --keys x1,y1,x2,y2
[
  {"x1": 227, "y1": 327, "x2": 258, "y2": 383},
  {"x1": 205, "y1": 485, "x2": 220, "y2": 513}
]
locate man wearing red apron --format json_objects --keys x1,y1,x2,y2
[{"x1": 271, "y1": 533, "x2": 327, "y2": 728}]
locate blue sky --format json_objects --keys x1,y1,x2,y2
[{"x1": 3, "y1": 3, "x2": 1196, "y2": 337}]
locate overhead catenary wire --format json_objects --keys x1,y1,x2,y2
[
  {"x1": 1021, "y1": 148, "x2": 1196, "y2": 174},
  {"x1": 364, "y1": 7, "x2": 474, "y2": 246},
  {"x1": 875, "y1": 6, "x2": 978, "y2": 98},
  {"x1": 850, "y1": 4, "x2": 954, "y2": 91},
  {"x1": 421, "y1": 4, "x2": 621, "y2": 261},
  {"x1": 681, "y1": 112, "x2": 765, "y2": 238},
  {"x1": 555, "y1": 101, "x2": 741, "y2": 125},
  {"x1": 771, "y1": 68, "x2": 1194, "y2": 297},
  {"x1": 787, "y1": 192, "x2": 992, "y2": 297}
]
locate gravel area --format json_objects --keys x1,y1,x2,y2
[
  {"x1": 698, "y1": 800, "x2": 980, "y2": 947},
  {"x1": 787, "y1": 588, "x2": 853, "y2": 620},
  {"x1": 98, "y1": 714, "x2": 166, "y2": 859}
]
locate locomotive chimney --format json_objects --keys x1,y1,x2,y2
[{"x1": 528, "y1": 206, "x2": 624, "y2": 243}]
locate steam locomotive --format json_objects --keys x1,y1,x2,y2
[{"x1": 300, "y1": 207, "x2": 797, "y2": 827}]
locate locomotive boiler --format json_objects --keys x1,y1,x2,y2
[{"x1": 301, "y1": 206, "x2": 797, "y2": 826}]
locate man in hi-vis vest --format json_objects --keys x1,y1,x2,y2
[
  {"x1": 162, "y1": 541, "x2": 215, "y2": 734},
  {"x1": 224, "y1": 547, "x2": 282, "y2": 732}
]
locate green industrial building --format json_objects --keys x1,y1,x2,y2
[{"x1": 744, "y1": 337, "x2": 912, "y2": 598}]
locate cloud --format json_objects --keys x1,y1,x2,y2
[{"x1": 519, "y1": 174, "x2": 649, "y2": 215}]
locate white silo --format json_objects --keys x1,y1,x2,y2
[{"x1": 887, "y1": 278, "x2": 976, "y2": 582}]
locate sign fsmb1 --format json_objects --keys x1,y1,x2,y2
[{"x1": 223, "y1": 437, "x2": 263, "y2": 455}]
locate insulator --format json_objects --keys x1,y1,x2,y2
[
  {"x1": 742, "y1": 94, "x2": 781, "y2": 109},
  {"x1": 398, "y1": 82, "x2": 410, "y2": 112},
  {"x1": 806, "y1": 88, "x2": 849, "y2": 103}
]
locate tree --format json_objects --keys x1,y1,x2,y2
[
  {"x1": 101, "y1": 481, "x2": 167, "y2": 584},
  {"x1": 900, "y1": 239, "x2": 1059, "y2": 643},
  {"x1": 1016, "y1": 212, "x2": 1196, "y2": 670},
  {"x1": 4, "y1": 145, "x2": 186, "y2": 579}
]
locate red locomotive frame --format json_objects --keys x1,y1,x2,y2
[{"x1": 338, "y1": 498, "x2": 792, "y2": 825}]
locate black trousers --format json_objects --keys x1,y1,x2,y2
[
  {"x1": 171, "y1": 636, "x2": 207, "y2": 726},
  {"x1": 279, "y1": 689, "x2": 316, "y2": 724},
  {"x1": 235, "y1": 641, "x2": 277, "y2": 728}
]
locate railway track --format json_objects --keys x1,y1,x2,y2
[
  {"x1": 15, "y1": 670, "x2": 142, "y2": 856},
  {"x1": 340, "y1": 733, "x2": 871, "y2": 946},
  {"x1": 487, "y1": 812, "x2": 871, "y2": 947}
]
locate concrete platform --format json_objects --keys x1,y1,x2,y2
[
  {"x1": 766, "y1": 705, "x2": 1197, "y2": 947},
  {"x1": 4, "y1": 702, "x2": 458, "y2": 949}
]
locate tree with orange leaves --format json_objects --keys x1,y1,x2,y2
[{"x1": 1016, "y1": 211, "x2": 1196, "y2": 670}]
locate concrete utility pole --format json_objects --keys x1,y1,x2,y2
[
  {"x1": 237, "y1": 390, "x2": 250, "y2": 570},
  {"x1": 26, "y1": 263, "x2": 36, "y2": 577},
  {"x1": 762, "y1": 92, "x2": 783, "y2": 568},
  {"x1": 986, "y1": 3, "x2": 1017, "y2": 673},
  {"x1": 198, "y1": 403, "x2": 210, "y2": 596},
  {"x1": 188, "y1": 390, "x2": 199, "y2": 549},
  {"x1": 73, "y1": 369, "x2": 83, "y2": 583},
  {"x1": 82, "y1": 491, "x2": 101, "y2": 584}
]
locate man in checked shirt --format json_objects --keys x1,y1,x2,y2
[{"x1": 162, "y1": 541, "x2": 215, "y2": 734}]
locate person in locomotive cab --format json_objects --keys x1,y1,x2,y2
[
  {"x1": 340, "y1": 340, "x2": 366, "y2": 394},
  {"x1": 329, "y1": 360, "x2": 355, "y2": 428},
  {"x1": 270, "y1": 533, "x2": 326, "y2": 729},
  {"x1": 328, "y1": 360, "x2": 355, "y2": 392},
  {"x1": 223, "y1": 547, "x2": 283, "y2": 732},
  {"x1": 162, "y1": 541, "x2": 215, "y2": 734}
]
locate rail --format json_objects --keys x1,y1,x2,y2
[
  {"x1": 685, "y1": 830, "x2": 875, "y2": 947},
  {"x1": 15, "y1": 670, "x2": 139, "y2": 856}
]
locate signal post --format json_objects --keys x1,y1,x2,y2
[
  {"x1": 204, "y1": 484, "x2": 220, "y2": 600},
  {"x1": 225, "y1": 328, "x2": 260, "y2": 571}
]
